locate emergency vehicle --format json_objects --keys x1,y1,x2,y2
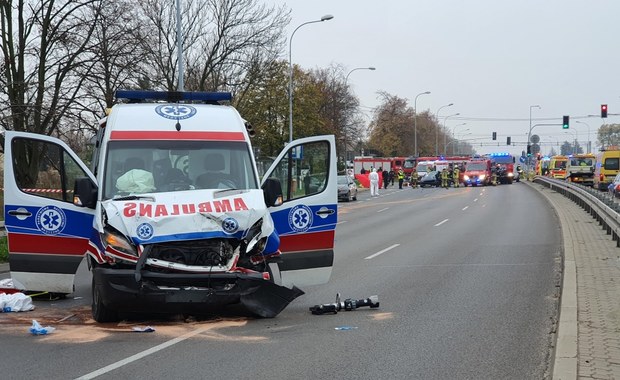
[
  {"x1": 487, "y1": 153, "x2": 515, "y2": 184},
  {"x1": 3, "y1": 90, "x2": 338, "y2": 322},
  {"x1": 462, "y1": 158, "x2": 492, "y2": 186},
  {"x1": 548, "y1": 155, "x2": 568, "y2": 179},
  {"x1": 565, "y1": 153, "x2": 595, "y2": 186},
  {"x1": 594, "y1": 147, "x2": 620, "y2": 191}
]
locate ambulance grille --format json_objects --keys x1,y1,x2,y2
[{"x1": 149, "y1": 239, "x2": 236, "y2": 267}]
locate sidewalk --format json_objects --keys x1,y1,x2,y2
[{"x1": 531, "y1": 182, "x2": 620, "y2": 380}]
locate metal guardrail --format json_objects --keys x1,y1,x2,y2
[{"x1": 534, "y1": 176, "x2": 620, "y2": 247}]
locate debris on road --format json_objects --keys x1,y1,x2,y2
[
  {"x1": 29, "y1": 320, "x2": 55, "y2": 335},
  {"x1": 309, "y1": 294, "x2": 380, "y2": 315},
  {"x1": 0, "y1": 292, "x2": 35, "y2": 312},
  {"x1": 132, "y1": 326, "x2": 156, "y2": 333}
]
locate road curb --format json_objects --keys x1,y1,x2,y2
[
  {"x1": 525, "y1": 181, "x2": 577, "y2": 380},
  {"x1": 0, "y1": 262, "x2": 9, "y2": 274}
]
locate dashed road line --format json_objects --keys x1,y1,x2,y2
[
  {"x1": 365, "y1": 244, "x2": 400, "y2": 260},
  {"x1": 377, "y1": 207, "x2": 389, "y2": 213},
  {"x1": 435, "y1": 219, "x2": 449, "y2": 226},
  {"x1": 462, "y1": 206, "x2": 469, "y2": 211}
]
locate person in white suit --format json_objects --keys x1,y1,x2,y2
[{"x1": 369, "y1": 168, "x2": 379, "y2": 196}]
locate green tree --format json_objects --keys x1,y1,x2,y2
[
  {"x1": 367, "y1": 92, "x2": 415, "y2": 157},
  {"x1": 597, "y1": 124, "x2": 620, "y2": 149}
]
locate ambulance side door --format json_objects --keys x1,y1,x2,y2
[
  {"x1": 3, "y1": 132, "x2": 97, "y2": 294},
  {"x1": 262, "y1": 135, "x2": 337, "y2": 288}
]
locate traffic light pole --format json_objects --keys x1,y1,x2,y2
[{"x1": 526, "y1": 123, "x2": 560, "y2": 173}]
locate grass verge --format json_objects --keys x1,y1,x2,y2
[{"x1": 0, "y1": 236, "x2": 7, "y2": 263}]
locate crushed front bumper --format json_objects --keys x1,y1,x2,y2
[{"x1": 93, "y1": 267, "x2": 304, "y2": 318}]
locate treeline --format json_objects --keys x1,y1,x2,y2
[{"x1": 0, "y1": 0, "x2": 471, "y2": 163}]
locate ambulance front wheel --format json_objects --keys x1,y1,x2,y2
[{"x1": 92, "y1": 275, "x2": 119, "y2": 323}]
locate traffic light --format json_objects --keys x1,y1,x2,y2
[
  {"x1": 601, "y1": 104, "x2": 608, "y2": 118},
  {"x1": 506, "y1": 136, "x2": 511, "y2": 145},
  {"x1": 527, "y1": 144, "x2": 531, "y2": 156},
  {"x1": 492, "y1": 132, "x2": 497, "y2": 140},
  {"x1": 562, "y1": 115, "x2": 569, "y2": 129}
]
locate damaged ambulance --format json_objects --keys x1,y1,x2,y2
[{"x1": 3, "y1": 90, "x2": 337, "y2": 322}]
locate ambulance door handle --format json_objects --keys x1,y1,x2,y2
[
  {"x1": 316, "y1": 209, "x2": 335, "y2": 216},
  {"x1": 8, "y1": 210, "x2": 32, "y2": 217}
]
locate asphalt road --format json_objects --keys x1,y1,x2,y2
[{"x1": 0, "y1": 182, "x2": 561, "y2": 379}]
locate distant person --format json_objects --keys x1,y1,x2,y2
[
  {"x1": 398, "y1": 169, "x2": 405, "y2": 189},
  {"x1": 383, "y1": 168, "x2": 390, "y2": 189},
  {"x1": 389, "y1": 169, "x2": 395, "y2": 186},
  {"x1": 369, "y1": 168, "x2": 380, "y2": 196},
  {"x1": 360, "y1": 167, "x2": 366, "y2": 174},
  {"x1": 441, "y1": 167, "x2": 450, "y2": 189},
  {"x1": 377, "y1": 167, "x2": 383, "y2": 189}
]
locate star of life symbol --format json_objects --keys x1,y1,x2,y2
[
  {"x1": 222, "y1": 217, "x2": 239, "y2": 234},
  {"x1": 35, "y1": 206, "x2": 66, "y2": 235},
  {"x1": 155, "y1": 104, "x2": 197, "y2": 120},
  {"x1": 136, "y1": 223, "x2": 154, "y2": 240},
  {"x1": 288, "y1": 205, "x2": 313, "y2": 233}
]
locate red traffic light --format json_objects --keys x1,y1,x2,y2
[{"x1": 602, "y1": 104, "x2": 608, "y2": 118}]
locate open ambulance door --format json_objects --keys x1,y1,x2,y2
[
  {"x1": 3, "y1": 132, "x2": 97, "y2": 294},
  {"x1": 261, "y1": 135, "x2": 337, "y2": 288}
]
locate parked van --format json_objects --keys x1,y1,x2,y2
[
  {"x1": 594, "y1": 148, "x2": 620, "y2": 191},
  {"x1": 3, "y1": 90, "x2": 338, "y2": 321}
]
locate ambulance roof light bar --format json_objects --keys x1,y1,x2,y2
[{"x1": 115, "y1": 90, "x2": 232, "y2": 104}]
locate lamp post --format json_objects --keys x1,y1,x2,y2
[
  {"x1": 414, "y1": 91, "x2": 431, "y2": 157},
  {"x1": 343, "y1": 67, "x2": 375, "y2": 163},
  {"x1": 527, "y1": 105, "x2": 541, "y2": 170},
  {"x1": 288, "y1": 15, "x2": 334, "y2": 143},
  {"x1": 444, "y1": 122, "x2": 467, "y2": 154},
  {"x1": 435, "y1": 103, "x2": 454, "y2": 155},
  {"x1": 564, "y1": 130, "x2": 578, "y2": 154},
  {"x1": 439, "y1": 113, "x2": 459, "y2": 155},
  {"x1": 575, "y1": 120, "x2": 591, "y2": 153}
]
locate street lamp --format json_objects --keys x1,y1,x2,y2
[
  {"x1": 439, "y1": 112, "x2": 459, "y2": 155},
  {"x1": 444, "y1": 122, "x2": 467, "y2": 154},
  {"x1": 575, "y1": 120, "x2": 591, "y2": 153},
  {"x1": 343, "y1": 66, "x2": 375, "y2": 163},
  {"x1": 564, "y1": 130, "x2": 578, "y2": 154},
  {"x1": 288, "y1": 15, "x2": 334, "y2": 143},
  {"x1": 414, "y1": 91, "x2": 431, "y2": 157},
  {"x1": 435, "y1": 103, "x2": 454, "y2": 155}
]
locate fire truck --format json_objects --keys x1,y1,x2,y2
[{"x1": 487, "y1": 153, "x2": 515, "y2": 184}]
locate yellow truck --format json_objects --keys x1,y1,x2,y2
[
  {"x1": 594, "y1": 147, "x2": 620, "y2": 191},
  {"x1": 565, "y1": 153, "x2": 596, "y2": 186}
]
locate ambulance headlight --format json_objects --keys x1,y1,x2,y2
[
  {"x1": 463, "y1": 175, "x2": 470, "y2": 180},
  {"x1": 102, "y1": 228, "x2": 138, "y2": 256},
  {"x1": 508, "y1": 172, "x2": 514, "y2": 177},
  {"x1": 479, "y1": 174, "x2": 486, "y2": 180}
]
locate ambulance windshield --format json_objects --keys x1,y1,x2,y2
[{"x1": 103, "y1": 140, "x2": 257, "y2": 200}]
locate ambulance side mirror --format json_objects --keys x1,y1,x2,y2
[
  {"x1": 262, "y1": 178, "x2": 283, "y2": 207},
  {"x1": 73, "y1": 177, "x2": 98, "y2": 209}
]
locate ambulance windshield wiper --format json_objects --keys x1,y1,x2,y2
[{"x1": 113, "y1": 194, "x2": 155, "y2": 202}]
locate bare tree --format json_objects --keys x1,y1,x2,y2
[
  {"x1": 136, "y1": 0, "x2": 289, "y2": 94},
  {"x1": 0, "y1": 0, "x2": 102, "y2": 185}
]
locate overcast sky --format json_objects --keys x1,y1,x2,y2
[{"x1": 267, "y1": 0, "x2": 620, "y2": 156}]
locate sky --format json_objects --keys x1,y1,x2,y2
[{"x1": 266, "y1": 0, "x2": 620, "y2": 156}]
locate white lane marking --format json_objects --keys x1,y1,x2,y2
[
  {"x1": 377, "y1": 207, "x2": 389, "y2": 213},
  {"x1": 365, "y1": 244, "x2": 400, "y2": 260},
  {"x1": 337, "y1": 220, "x2": 348, "y2": 225},
  {"x1": 462, "y1": 206, "x2": 469, "y2": 211},
  {"x1": 435, "y1": 219, "x2": 449, "y2": 226},
  {"x1": 474, "y1": 198, "x2": 478, "y2": 202},
  {"x1": 75, "y1": 325, "x2": 212, "y2": 380}
]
